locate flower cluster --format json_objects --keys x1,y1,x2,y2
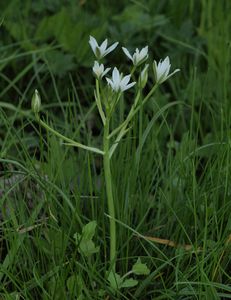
[{"x1": 89, "y1": 36, "x2": 180, "y2": 92}]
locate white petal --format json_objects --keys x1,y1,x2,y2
[
  {"x1": 159, "y1": 61, "x2": 167, "y2": 73},
  {"x1": 89, "y1": 36, "x2": 98, "y2": 54},
  {"x1": 156, "y1": 61, "x2": 161, "y2": 71},
  {"x1": 102, "y1": 67, "x2": 111, "y2": 77},
  {"x1": 143, "y1": 46, "x2": 148, "y2": 55},
  {"x1": 89, "y1": 36, "x2": 98, "y2": 48},
  {"x1": 166, "y1": 64, "x2": 171, "y2": 76},
  {"x1": 99, "y1": 64, "x2": 104, "y2": 73},
  {"x1": 93, "y1": 61, "x2": 99, "y2": 68},
  {"x1": 122, "y1": 47, "x2": 133, "y2": 61},
  {"x1": 157, "y1": 67, "x2": 168, "y2": 83},
  {"x1": 100, "y1": 39, "x2": 108, "y2": 52},
  {"x1": 106, "y1": 77, "x2": 113, "y2": 87},
  {"x1": 161, "y1": 56, "x2": 169, "y2": 69},
  {"x1": 104, "y1": 42, "x2": 119, "y2": 56},
  {"x1": 132, "y1": 49, "x2": 140, "y2": 63},
  {"x1": 93, "y1": 61, "x2": 99, "y2": 74},
  {"x1": 121, "y1": 81, "x2": 136, "y2": 92},
  {"x1": 165, "y1": 68, "x2": 180, "y2": 81},
  {"x1": 138, "y1": 48, "x2": 144, "y2": 57},
  {"x1": 89, "y1": 37, "x2": 98, "y2": 55},
  {"x1": 164, "y1": 56, "x2": 170, "y2": 64},
  {"x1": 120, "y1": 74, "x2": 131, "y2": 86},
  {"x1": 112, "y1": 67, "x2": 120, "y2": 84},
  {"x1": 106, "y1": 77, "x2": 111, "y2": 83}
]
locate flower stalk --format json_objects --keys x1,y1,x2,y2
[
  {"x1": 103, "y1": 116, "x2": 116, "y2": 272},
  {"x1": 33, "y1": 108, "x2": 104, "y2": 155}
]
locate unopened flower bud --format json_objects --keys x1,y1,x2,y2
[
  {"x1": 139, "y1": 64, "x2": 149, "y2": 88},
  {"x1": 32, "y1": 89, "x2": 41, "y2": 113}
]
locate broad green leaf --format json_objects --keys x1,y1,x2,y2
[
  {"x1": 78, "y1": 239, "x2": 99, "y2": 257},
  {"x1": 132, "y1": 258, "x2": 150, "y2": 275},
  {"x1": 82, "y1": 220, "x2": 97, "y2": 240},
  {"x1": 73, "y1": 221, "x2": 99, "y2": 257},
  {"x1": 107, "y1": 272, "x2": 123, "y2": 290},
  {"x1": 66, "y1": 274, "x2": 84, "y2": 294},
  {"x1": 121, "y1": 278, "x2": 138, "y2": 288}
]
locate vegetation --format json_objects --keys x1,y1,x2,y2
[{"x1": 0, "y1": 0, "x2": 230, "y2": 299}]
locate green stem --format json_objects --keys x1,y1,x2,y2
[
  {"x1": 108, "y1": 91, "x2": 141, "y2": 139},
  {"x1": 103, "y1": 117, "x2": 116, "y2": 272},
  {"x1": 35, "y1": 114, "x2": 104, "y2": 155},
  {"x1": 109, "y1": 84, "x2": 158, "y2": 158},
  {"x1": 95, "y1": 79, "x2": 106, "y2": 125}
]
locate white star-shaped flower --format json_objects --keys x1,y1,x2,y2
[
  {"x1": 89, "y1": 36, "x2": 119, "y2": 60},
  {"x1": 92, "y1": 61, "x2": 110, "y2": 79},
  {"x1": 122, "y1": 46, "x2": 148, "y2": 66},
  {"x1": 106, "y1": 67, "x2": 136, "y2": 92},
  {"x1": 153, "y1": 56, "x2": 180, "y2": 84}
]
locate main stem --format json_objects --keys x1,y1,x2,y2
[{"x1": 103, "y1": 117, "x2": 116, "y2": 272}]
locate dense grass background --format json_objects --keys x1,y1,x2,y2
[{"x1": 0, "y1": 0, "x2": 230, "y2": 299}]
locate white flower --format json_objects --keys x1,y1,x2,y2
[
  {"x1": 93, "y1": 61, "x2": 110, "y2": 79},
  {"x1": 122, "y1": 46, "x2": 148, "y2": 66},
  {"x1": 153, "y1": 56, "x2": 180, "y2": 84},
  {"x1": 106, "y1": 67, "x2": 136, "y2": 92},
  {"x1": 89, "y1": 36, "x2": 119, "y2": 59}
]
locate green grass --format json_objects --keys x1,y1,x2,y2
[{"x1": 0, "y1": 0, "x2": 231, "y2": 299}]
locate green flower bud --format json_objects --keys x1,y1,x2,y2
[
  {"x1": 139, "y1": 64, "x2": 149, "y2": 88},
  {"x1": 32, "y1": 89, "x2": 41, "y2": 113}
]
